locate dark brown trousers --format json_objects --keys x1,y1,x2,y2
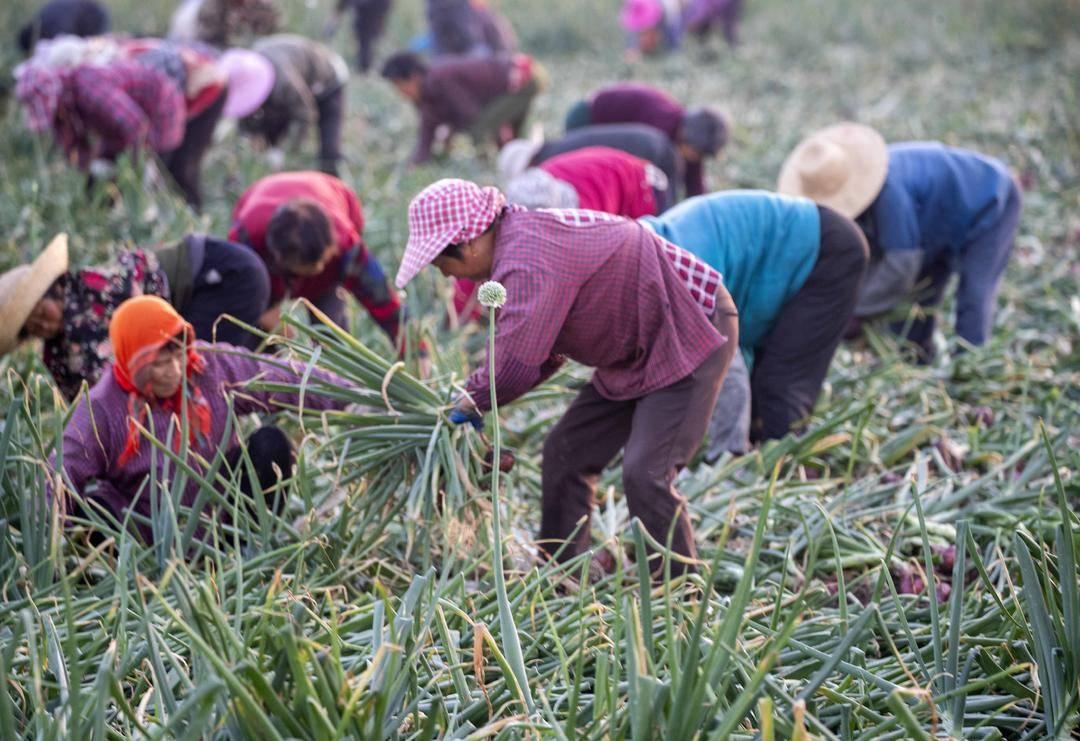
[
  {"x1": 539, "y1": 292, "x2": 738, "y2": 575},
  {"x1": 162, "y1": 88, "x2": 226, "y2": 210}
]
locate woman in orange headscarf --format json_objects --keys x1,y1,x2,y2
[{"x1": 55, "y1": 295, "x2": 347, "y2": 541}]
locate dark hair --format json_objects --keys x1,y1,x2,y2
[
  {"x1": 17, "y1": 24, "x2": 34, "y2": 54},
  {"x1": 265, "y1": 199, "x2": 333, "y2": 269},
  {"x1": 381, "y1": 51, "x2": 428, "y2": 81},
  {"x1": 238, "y1": 105, "x2": 289, "y2": 145},
  {"x1": 855, "y1": 208, "x2": 881, "y2": 259},
  {"x1": 438, "y1": 218, "x2": 498, "y2": 261},
  {"x1": 163, "y1": 330, "x2": 188, "y2": 352},
  {"x1": 439, "y1": 242, "x2": 465, "y2": 260},
  {"x1": 18, "y1": 1, "x2": 112, "y2": 55},
  {"x1": 680, "y1": 107, "x2": 729, "y2": 157}
]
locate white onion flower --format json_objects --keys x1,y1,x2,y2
[{"x1": 478, "y1": 280, "x2": 507, "y2": 309}]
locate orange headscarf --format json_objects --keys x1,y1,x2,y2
[{"x1": 109, "y1": 296, "x2": 211, "y2": 465}]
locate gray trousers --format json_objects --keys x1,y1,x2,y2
[{"x1": 704, "y1": 348, "x2": 751, "y2": 460}]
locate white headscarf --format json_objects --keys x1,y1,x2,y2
[{"x1": 505, "y1": 169, "x2": 580, "y2": 209}]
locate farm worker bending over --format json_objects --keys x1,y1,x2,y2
[
  {"x1": 618, "y1": 0, "x2": 683, "y2": 60},
  {"x1": 425, "y1": 0, "x2": 517, "y2": 57},
  {"x1": 499, "y1": 124, "x2": 682, "y2": 202},
  {"x1": 0, "y1": 234, "x2": 270, "y2": 402},
  {"x1": 433, "y1": 145, "x2": 676, "y2": 323},
  {"x1": 471, "y1": 1, "x2": 518, "y2": 55},
  {"x1": 380, "y1": 51, "x2": 545, "y2": 165},
  {"x1": 681, "y1": 0, "x2": 743, "y2": 47},
  {"x1": 119, "y1": 37, "x2": 236, "y2": 209},
  {"x1": 396, "y1": 179, "x2": 739, "y2": 574},
  {"x1": 229, "y1": 171, "x2": 403, "y2": 346},
  {"x1": 779, "y1": 123, "x2": 1022, "y2": 361},
  {"x1": 169, "y1": 0, "x2": 281, "y2": 49},
  {"x1": 53, "y1": 296, "x2": 350, "y2": 541},
  {"x1": 323, "y1": 0, "x2": 394, "y2": 73},
  {"x1": 14, "y1": 45, "x2": 185, "y2": 184},
  {"x1": 505, "y1": 146, "x2": 673, "y2": 217},
  {"x1": 641, "y1": 191, "x2": 868, "y2": 456},
  {"x1": 228, "y1": 35, "x2": 350, "y2": 175},
  {"x1": 564, "y1": 82, "x2": 728, "y2": 197}
]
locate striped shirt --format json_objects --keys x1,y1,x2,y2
[{"x1": 465, "y1": 209, "x2": 725, "y2": 411}]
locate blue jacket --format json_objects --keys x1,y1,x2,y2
[
  {"x1": 856, "y1": 143, "x2": 1017, "y2": 317},
  {"x1": 641, "y1": 190, "x2": 820, "y2": 369}
]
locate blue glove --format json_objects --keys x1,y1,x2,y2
[{"x1": 449, "y1": 408, "x2": 484, "y2": 430}]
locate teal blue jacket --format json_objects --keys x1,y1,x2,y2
[{"x1": 641, "y1": 190, "x2": 820, "y2": 370}]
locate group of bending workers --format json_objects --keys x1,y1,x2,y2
[
  {"x1": 2, "y1": 91, "x2": 1019, "y2": 573},
  {"x1": 13, "y1": 0, "x2": 540, "y2": 207},
  {"x1": 402, "y1": 118, "x2": 1018, "y2": 573}
]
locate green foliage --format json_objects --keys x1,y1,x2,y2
[{"x1": 0, "y1": 0, "x2": 1078, "y2": 737}]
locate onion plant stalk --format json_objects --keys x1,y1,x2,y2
[{"x1": 478, "y1": 280, "x2": 535, "y2": 714}]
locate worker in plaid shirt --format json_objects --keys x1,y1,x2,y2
[
  {"x1": 381, "y1": 51, "x2": 545, "y2": 166},
  {"x1": 397, "y1": 179, "x2": 739, "y2": 576},
  {"x1": 14, "y1": 58, "x2": 186, "y2": 173},
  {"x1": 229, "y1": 171, "x2": 403, "y2": 347}
]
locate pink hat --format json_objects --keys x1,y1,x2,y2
[
  {"x1": 396, "y1": 179, "x2": 506, "y2": 289},
  {"x1": 619, "y1": 0, "x2": 663, "y2": 32},
  {"x1": 218, "y1": 49, "x2": 275, "y2": 119}
]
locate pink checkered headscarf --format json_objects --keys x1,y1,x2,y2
[{"x1": 396, "y1": 179, "x2": 507, "y2": 288}]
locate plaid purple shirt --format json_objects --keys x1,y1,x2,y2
[
  {"x1": 465, "y1": 209, "x2": 726, "y2": 411},
  {"x1": 63, "y1": 62, "x2": 186, "y2": 165}
]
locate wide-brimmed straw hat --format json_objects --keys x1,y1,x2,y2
[
  {"x1": 0, "y1": 233, "x2": 69, "y2": 356},
  {"x1": 218, "y1": 49, "x2": 276, "y2": 119},
  {"x1": 777, "y1": 122, "x2": 888, "y2": 218}
]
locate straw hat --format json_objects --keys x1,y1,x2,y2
[
  {"x1": 0, "y1": 234, "x2": 69, "y2": 356},
  {"x1": 777, "y1": 123, "x2": 888, "y2": 218}
]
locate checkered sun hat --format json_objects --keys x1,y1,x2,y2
[{"x1": 396, "y1": 179, "x2": 507, "y2": 288}]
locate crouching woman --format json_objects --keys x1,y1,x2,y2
[{"x1": 53, "y1": 295, "x2": 348, "y2": 540}]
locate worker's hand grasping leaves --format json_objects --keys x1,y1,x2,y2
[{"x1": 448, "y1": 280, "x2": 509, "y2": 431}]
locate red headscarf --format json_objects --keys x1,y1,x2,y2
[{"x1": 109, "y1": 296, "x2": 211, "y2": 466}]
